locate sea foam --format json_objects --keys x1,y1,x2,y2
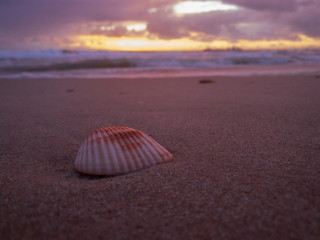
[{"x1": 0, "y1": 49, "x2": 319, "y2": 78}]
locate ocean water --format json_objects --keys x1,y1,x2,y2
[{"x1": 0, "y1": 49, "x2": 319, "y2": 78}]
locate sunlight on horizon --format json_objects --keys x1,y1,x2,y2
[{"x1": 71, "y1": 34, "x2": 320, "y2": 51}]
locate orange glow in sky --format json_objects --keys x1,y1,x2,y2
[{"x1": 71, "y1": 34, "x2": 320, "y2": 51}]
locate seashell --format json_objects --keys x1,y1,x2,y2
[{"x1": 74, "y1": 126, "x2": 173, "y2": 175}]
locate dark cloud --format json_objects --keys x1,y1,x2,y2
[
  {"x1": 223, "y1": 0, "x2": 320, "y2": 37},
  {"x1": 0, "y1": 0, "x2": 148, "y2": 36},
  {"x1": 0, "y1": 0, "x2": 319, "y2": 49},
  {"x1": 224, "y1": 0, "x2": 298, "y2": 11},
  {"x1": 283, "y1": 2, "x2": 320, "y2": 37},
  {"x1": 145, "y1": 4, "x2": 293, "y2": 41}
]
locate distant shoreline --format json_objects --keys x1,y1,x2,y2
[{"x1": 0, "y1": 63, "x2": 319, "y2": 79}]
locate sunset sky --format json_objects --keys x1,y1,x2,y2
[{"x1": 0, "y1": 0, "x2": 319, "y2": 51}]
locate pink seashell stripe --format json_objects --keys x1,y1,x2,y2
[{"x1": 74, "y1": 126, "x2": 173, "y2": 175}]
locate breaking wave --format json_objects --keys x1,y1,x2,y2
[
  {"x1": 0, "y1": 58, "x2": 135, "y2": 73},
  {"x1": 0, "y1": 49, "x2": 319, "y2": 78}
]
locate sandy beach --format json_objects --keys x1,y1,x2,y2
[{"x1": 0, "y1": 75, "x2": 319, "y2": 239}]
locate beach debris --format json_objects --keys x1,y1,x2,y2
[
  {"x1": 74, "y1": 126, "x2": 173, "y2": 176},
  {"x1": 199, "y1": 79, "x2": 214, "y2": 84}
]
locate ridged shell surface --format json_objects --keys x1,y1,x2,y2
[{"x1": 74, "y1": 126, "x2": 173, "y2": 175}]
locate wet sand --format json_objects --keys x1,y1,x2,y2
[{"x1": 0, "y1": 75, "x2": 319, "y2": 239}]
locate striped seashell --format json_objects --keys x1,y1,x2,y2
[{"x1": 74, "y1": 126, "x2": 173, "y2": 175}]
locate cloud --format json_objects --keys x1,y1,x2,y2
[
  {"x1": 224, "y1": 0, "x2": 298, "y2": 11},
  {"x1": 0, "y1": 0, "x2": 149, "y2": 36},
  {"x1": 145, "y1": 3, "x2": 291, "y2": 41},
  {"x1": 223, "y1": 0, "x2": 320, "y2": 37},
  {"x1": 283, "y1": 2, "x2": 320, "y2": 37},
  {"x1": 0, "y1": 0, "x2": 319, "y2": 49}
]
